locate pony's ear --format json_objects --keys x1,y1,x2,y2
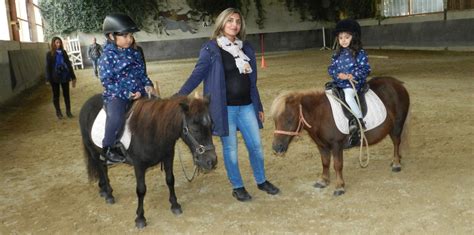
[
  {"x1": 203, "y1": 94, "x2": 211, "y2": 105},
  {"x1": 179, "y1": 101, "x2": 189, "y2": 112}
]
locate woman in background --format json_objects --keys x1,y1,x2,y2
[{"x1": 45, "y1": 36, "x2": 76, "y2": 119}]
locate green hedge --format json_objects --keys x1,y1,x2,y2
[{"x1": 39, "y1": 0, "x2": 159, "y2": 38}]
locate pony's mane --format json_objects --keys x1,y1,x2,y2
[
  {"x1": 270, "y1": 89, "x2": 325, "y2": 119},
  {"x1": 129, "y1": 96, "x2": 189, "y2": 141}
]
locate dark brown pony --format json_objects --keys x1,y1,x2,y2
[
  {"x1": 270, "y1": 77, "x2": 410, "y2": 196},
  {"x1": 79, "y1": 94, "x2": 217, "y2": 228}
]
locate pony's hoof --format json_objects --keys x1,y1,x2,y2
[
  {"x1": 99, "y1": 191, "x2": 107, "y2": 198},
  {"x1": 333, "y1": 189, "x2": 345, "y2": 196},
  {"x1": 314, "y1": 181, "x2": 327, "y2": 188},
  {"x1": 171, "y1": 206, "x2": 182, "y2": 215},
  {"x1": 105, "y1": 197, "x2": 115, "y2": 204},
  {"x1": 391, "y1": 163, "x2": 402, "y2": 172},
  {"x1": 135, "y1": 218, "x2": 147, "y2": 229}
]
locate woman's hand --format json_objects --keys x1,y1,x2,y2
[
  {"x1": 71, "y1": 79, "x2": 76, "y2": 88},
  {"x1": 131, "y1": 92, "x2": 142, "y2": 100},
  {"x1": 259, "y1": 111, "x2": 265, "y2": 123}
]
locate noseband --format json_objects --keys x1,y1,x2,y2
[
  {"x1": 274, "y1": 104, "x2": 312, "y2": 136},
  {"x1": 182, "y1": 117, "x2": 215, "y2": 155}
]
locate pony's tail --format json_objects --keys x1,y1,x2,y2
[
  {"x1": 79, "y1": 94, "x2": 104, "y2": 183},
  {"x1": 399, "y1": 107, "x2": 411, "y2": 159},
  {"x1": 79, "y1": 111, "x2": 100, "y2": 183},
  {"x1": 83, "y1": 143, "x2": 100, "y2": 182}
]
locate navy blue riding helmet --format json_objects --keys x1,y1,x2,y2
[{"x1": 334, "y1": 19, "x2": 361, "y2": 38}]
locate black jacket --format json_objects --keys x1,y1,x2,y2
[{"x1": 45, "y1": 49, "x2": 76, "y2": 83}]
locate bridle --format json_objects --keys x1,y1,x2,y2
[
  {"x1": 181, "y1": 117, "x2": 215, "y2": 155},
  {"x1": 274, "y1": 104, "x2": 312, "y2": 136}
]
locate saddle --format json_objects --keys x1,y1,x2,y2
[
  {"x1": 325, "y1": 81, "x2": 369, "y2": 119},
  {"x1": 91, "y1": 109, "x2": 133, "y2": 150},
  {"x1": 325, "y1": 82, "x2": 369, "y2": 149}
]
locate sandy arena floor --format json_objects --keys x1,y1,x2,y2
[{"x1": 0, "y1": 49, "x2": 473, "y2": 234}]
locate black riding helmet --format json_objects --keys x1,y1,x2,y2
[
  {"x1": 334, "y1": 19, "x2": 361, "y2": 38},
  {"x1": 103, "y1": 13, "x2": 140, "y2": 35}
]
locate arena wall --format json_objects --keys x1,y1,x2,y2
[
  {"x1": 0, "y1": 7, "x2": 472, "y2": 104},
  {"x1": 78, "y1": 10, "x2": 474, "y2": 64},
  {"x1": 0, "y1": 41, "x2": 48, "y2": 104}
]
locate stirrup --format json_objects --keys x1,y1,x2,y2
[
  {"x1": 102, "y1": 146, "x2": 127, "y2": 164},
  {"x1": 344, "y1": 129, "x2": 361, "y2": 149}
]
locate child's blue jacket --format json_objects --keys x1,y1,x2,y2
[
  {"x1": 99, "y1": 42, "x2": 152, "y2": 103},
  {"x1": 328, "y1": 48, "x2": 371, "y2": 91}
]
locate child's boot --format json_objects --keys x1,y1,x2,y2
[{"x1": 103, "y1": 146, "x2": 126, "y2": 163}]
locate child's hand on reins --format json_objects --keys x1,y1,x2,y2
[
  {"x1": 130, "y1": 92, "x2": 142, "y2": 100},
  {"x1": 338, "y1": 73, "x2": 357, "y2": 82},
  {"x1": 338, "y1": 73, "x2": 350, "y2": 80}
]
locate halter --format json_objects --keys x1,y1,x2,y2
[
  {"x1": 181, "y1": 117, "x2": 215, "y2": 155},
  {"x1": 274, "y1": 104, "x2": 312, "y2": 136}
]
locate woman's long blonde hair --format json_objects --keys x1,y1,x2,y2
[{"x1": 211, "y1": 8, "x2": 246, "y2": 40}]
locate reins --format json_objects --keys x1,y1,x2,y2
[
  {"x1": 326, "y1": 79, "x2": 370, "y2": 168},
  {"x1": 274, "y1": 104, "x2": 312, "y2": 136},
  {"x1": 176, "y1": 140, "x2": 199, "y2": 182},
  {"x1": 178, "y1": 116, "x2": 215, "y2": 182}
]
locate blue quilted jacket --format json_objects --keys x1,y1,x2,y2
[
  {"x1": 328, "y1": 48, "x2": 371, "y2": 91},
  {"x1": 99, "y1": 42, "x2": 152, "y2": 103},
  {"x1": 178, "y1": 40, "x2": 263, "y2": 137}
]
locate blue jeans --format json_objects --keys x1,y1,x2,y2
[
  {"x1": 102, "y1": 98, "x2": 131, "y2": 147},
  {"x1": 220, "y1": 104, "x2": 266, "y2": 189},
  {"x1": 91, "y1": 58, "x2": 99, "y2": 77}
]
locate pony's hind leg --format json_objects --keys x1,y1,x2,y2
[
  {"x1": 389, "y1": 132, "x2": 402, "y2": 172},
  {"x1": 97, "y1": 161, "x2": 115, "y2": 204},
  {"x1": 314, "y1": 147, "x2": 331, "y2": 189},
  {"x1": 163, "y1": 157, "x2": 182, "y2": 215},
  {"x1": 86, "y1": 146, "x2": 115, "y2": 204},
  {"x1": 389, "y1": 115, "x2": 408, "y2": 172}
]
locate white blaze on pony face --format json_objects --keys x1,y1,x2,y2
[
  {"x1": 223, "y1": 13, "x2": 241, "y2": 41},
  {"x1": 338, "y1": 32, "x2": 353, "y2": 48}
]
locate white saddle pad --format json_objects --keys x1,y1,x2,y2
[
  {"x1": 91, "y1": 109, "x2": 132, "y2": 149},
  {"x1": 325, "y1": 89, "x2": 387, "y2": 134}
]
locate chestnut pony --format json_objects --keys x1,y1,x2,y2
[
  {"x1": 79, "y1": 94, "x2": 217, "y2": 228},
  {"x1": 270, "y1": 77, "x2": 410, "y2": 196}
]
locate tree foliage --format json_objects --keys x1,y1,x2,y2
[
  {"x1": 186, "y1": 0, "x2": 265, "y2": 28},
  {"x1": 38, "y1": 0, "x2": 378, "y2": 39},
  {"x1": 284, "y1": 0, "x2": 377, "y2": 22},
  {"x1": 39, "y1": 0, "x2": 159, "y2": 38}
]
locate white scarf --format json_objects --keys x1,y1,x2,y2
[{"x1": 216, "y1": 36, "x2": 253, "y2": 74}]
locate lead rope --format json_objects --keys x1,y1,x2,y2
[
  {"x1": 349, "y1": 79, "x2": 370, "y2": 168},
  {"x1": 327, "y1": 79, "x2": 370, "y2": 168},
  {"x1": 176, "y1": 140, "x2": 199, "y2": 182}
]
